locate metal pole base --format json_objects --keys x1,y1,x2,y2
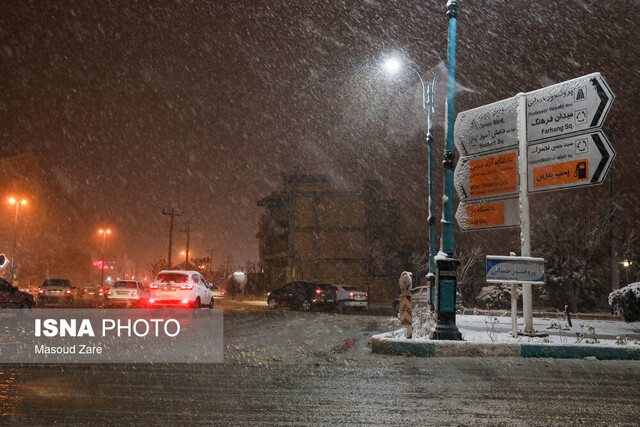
[{"x1": 431, "y1": 323, "x2": 463, "y2": 341}]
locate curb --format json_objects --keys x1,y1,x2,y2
[{"x1": 371, "y1": 336, "x2": 640, "y2": 360}]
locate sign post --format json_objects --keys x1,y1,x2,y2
[{"x1": 455, "y1": 72, "x2": 615, "y2": 335}]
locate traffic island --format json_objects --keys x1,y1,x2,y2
[{"x1": 371, "y1": 333, "x2": 640, "y2": 360}]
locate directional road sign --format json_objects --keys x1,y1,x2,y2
[
  {"x1": 527, "y1": 130, "x2": 615, "y2": 193},
  {"x1": 486, "y1": 255, "x2": 545, "y2": 285},
  {"x1": 454, "y1": 96, "x2": 518, "y2": 156},
  {"x1": 455, "y1": 150, "x2": 519, "y2": 201},
  {"x1": 526, "y1": 73, "x2": 614, "y2": 143},
  {"x1": 455, "y1": 196, "x2": 520, "y2": 231}
]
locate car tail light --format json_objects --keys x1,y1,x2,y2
[
  {"x1": 107, "y1": 290, "x2": 112, "y2": 296},
  {"x1": 65, "y1": 289, "x2": 72, "y2": 295},
  {"x1": 182, "y1": 299, "x2": 190, "y2": 304},
  {"x1": 149, "y1": 283, "x2": 158, "y2": 289},
  {"x1": 149, "y1": 298, "x2": 155, "y2": 304},
  {"x1": 38, "y1": 289, "x2": 45, "y2": 294},
  {"x1": 98, "y1": 288, "x2": 104, "y2": 294},
  {"x1": 180, "y1": 284, "x2": 194, "y2": 290},
  {"x1": 221, "y1": 291, "x2": 225, "y2": 296},
  {"x1": 349, "y1": 292, "x2": 354, "y2": 298},
  {"x1": 131, "y1": 291, "x2": 138, "y2": 297},
  {"x1": 83, "y1": 289, "x2": 88, "y2": 293},
  {"x1": 365, "y1": 292, "x2": 368, "y2": 297},
  {"x1": 335, "y1": 289, "x2": 338, "y2": 295},
  {"x1": 315, "y1": 289, "x2": 321, "y2": 294}
]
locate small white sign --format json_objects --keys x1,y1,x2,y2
[{"x1": 486, "y1": 256, "x2": 545, "y2": 285}]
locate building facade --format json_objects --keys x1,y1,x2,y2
[{"x1": 257, "y1": 173, "x2": 402, "y2": 301}]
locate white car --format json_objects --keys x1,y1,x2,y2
[
  {"x1": 106, "y1": 280, "x2": 147, "y2": 308},
  {"x1": 148, "y1": 270, "x2": 214, "y2": 308},
  {"x1": 336, "y1": 285, "x2": 368, "y2": 311}
]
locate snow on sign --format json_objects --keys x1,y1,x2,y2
[
  {"x1": 486, "y1": 255, "x2": 545, "y2": 285},
  {"x1": 528, "y1": 130, "x2": 615, "y2": 192},
  {"x1": 456, "y1": 197, "x2": 520, "y2": 231},
  {"x1": 454, "y1": 96, "x2": 517, "y2": 156},
  {"x1": 526, "y1": 73, "x2": 614, "y2": 143},
  {"x1": 454, "y1": 150, "x2": 518, "y2": 200}
]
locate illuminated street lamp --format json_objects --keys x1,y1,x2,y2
[
  {"x1": 98, "y1": 228, "x2": 112, "y2": 287},
  {"x1": 8, "y1": 197, "x2": 27, "y2": 284},
  {"x1": 383, "y1": 57, "x2": 439, "y2": 295},
  {"x1": 621, "y1": 260, "x2": 632, "y2": 285}
]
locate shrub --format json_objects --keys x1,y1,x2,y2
[
  {"x1": 226, "y1": 277, "x2": 243, "y2": 298},
  {"x1": 609, "y1": 283, "x2": 640, "y2": 322},
  {"x1": 477, "y1": 285, "x2": 519, "y2": 310}
]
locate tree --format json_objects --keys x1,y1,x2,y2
[{"x1": 536, "y1": 197, "x2": 612, "y2": 311}]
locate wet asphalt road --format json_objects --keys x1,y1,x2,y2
[{"x1": 1, "y1": 307, "x2": 640, "y2": 425}]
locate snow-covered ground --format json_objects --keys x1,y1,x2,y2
[{"x1": 378, "y1": 313, "x2": 640, "y2": 347}]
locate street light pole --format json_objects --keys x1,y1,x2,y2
[
  {"x1": 383, "y1": 59, "x2": 438, "y2": 292},
  {"x1": 162, "y1": 208, "x2": 182, "y2": 268},
  {"x1": 8, "y1": 197, "x2": 27, "y2": 285},
  {"x1": 99, "y1": 228, "x2": 111, "y2": 288},
  {"x1": 431, "y1": 0, "x2": 462, "y2": 340}
]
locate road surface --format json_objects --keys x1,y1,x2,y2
[{"x1": 1, "y1": 307, "x2": 639, "y2": 425}]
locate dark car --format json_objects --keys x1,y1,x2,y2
[
  {"x1": 267, "y1": 281, "x2": 336, "y2": 311},
  {"x1": 80, "y1": 283, "x2": 107, "y2": 307},
  {"x1": 0, "y1": 278, "x2": 36, "y2": 308},
  {"x1": 37, "y1": 278, "x2": 75, "y2": 307}
]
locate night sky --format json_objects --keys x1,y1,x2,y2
[{"x1": 2, "y1": 1, "x2": 639, "y2": 271}]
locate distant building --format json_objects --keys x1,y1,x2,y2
[{"x1": 257, "y1": 173, "x2": 403, "y2": 302}]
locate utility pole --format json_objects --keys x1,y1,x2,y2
[
  {"x1": 162, "y1": 208, "x2": 182, "y2": 268},
  {"x1": 208, "y1": 249, "x2": 215, "y2": 275},
  {"x1": 181, "y1": 221, "x2": 192, "y2": 266}
]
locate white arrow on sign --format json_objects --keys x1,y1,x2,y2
[
  {"x1": 455, "y1": 196, "x2": 520, "y2": 231},
  {"x1": 454, "y1": 96, "x2": 518, "y2": 156},
  {"x1": 527, "y1": 130, "x2": 615, "y2": 193},
  {"x1": 454, "y1": 150, "x2": 519, "y2": 201},
  {"x1": 526, "y1": 72, "x2": 614, "y2": 143}
]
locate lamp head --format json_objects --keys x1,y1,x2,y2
[{"x1": 383, "y1": 58, "x2": 402, "y2": 74}]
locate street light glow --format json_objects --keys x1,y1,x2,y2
[
  {"x1": 99, "y1": 228, "x2": 112, "y2": 235},
  {"x1": 8, "y1": 197, "x2": 27, "y2": 205},
  {"x1": 383, "y1": 58, "x2": 402, "y2": 74}
]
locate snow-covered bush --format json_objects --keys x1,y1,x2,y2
[
  {"x1": 411, "y1": 306, "x2": 435, "y2": 338},
  {"x1": 477, "y1": 285, "x2": 519, "y2": 309},
  {"x1": 609, "y1": 282, "x2": 640, "y2": 322}
]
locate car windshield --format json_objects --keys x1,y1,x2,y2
[
  {"x1": 156, "y1": 273, "x2": 188, "y2": 283},
  {"x1": 112, "y1": 282, "x2": 137, "y2": 289}
]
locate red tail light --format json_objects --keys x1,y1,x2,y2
[
  {"x1": 335, "y1": 290, "x2": 338, "y2": 295},
  {"x1": 221, "y1": 291, "x2": 225, "y2": 296},
  {"x1": 180, "y1": 284, "x2": 194, "y2": 290},
  {"x1": 83, "y1": 289, "x2": 88, "y2": 293},
  {"x1": 349, "y1": 292, "x2": 354, "y2": 298},
  {"x1": 149, "y1": 283, "x2": 159, "y2": 289},
  {"x1": 365, "y1": 292, "x2": 368, "y2": 297},
  {"x1": 131, "y1": 291, "x2": 138, "y2": 297},
  {"x1": 149, "y1": 298, "x2": 155, "y2": 304},
  {"x1": 98, "y1": 288, "x2": 104, "y2": 294},
  {"x1": 182, "y1": 299, "x2": 190, "y2": 304},
  {"x1": 65, "y1": 289, "x2": 72, "y2": 295},
  {"x1": 38, "y1": 289, "x2": 45, "y2": 294},
  {"x1": 107, "y1": 290, "x2": 112, "y2": 296},
  {"x1": 315, "y1": 289, "x2": 321, "y2": 294}
]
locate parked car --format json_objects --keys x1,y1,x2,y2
[
  {"x1": 267, "y1": 281, "x2": 335, "y2": 311},
  {"x1": 335, "y1": 285, "x2": 368, "y2": 311},
  {"x1": 316, "y1": 283, "x2": 338, "y2": 309},
  {"x1": 37, "y1": 278, "x2": 75, "y2": 307},
  {"x1": 210, "y1": 284, "x2": 226, "y2": 298},
  {"x1": 392, "y1": 285, "x2": 431, "y2": 313},
  {"x1": 0, "y1": 278, "x2": 35, "y2": 308},
  {"x1": 148, "y1": 270, "x2": 214, "y2": 308},
  {"x1": 106, "y1": 280, "x2": 148, "y2": 308}
]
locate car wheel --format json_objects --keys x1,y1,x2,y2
[
  {"x1": 302, "y1": 300, "x2": 312, "y2": 312},
  {"x1": 193, "y1": 297, "x2": 201, "y2": 309},
  {"x1": 267, "y1": 298, "x2": 277, "y2": 309}
]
